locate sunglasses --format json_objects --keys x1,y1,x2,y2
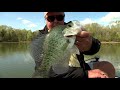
[{"x1": 46, "y1": 15, "x2": 65, "y2": 22}]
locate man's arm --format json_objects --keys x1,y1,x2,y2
[{"x1": 82, "y1": 37, "x2": 101, "y2": 55}]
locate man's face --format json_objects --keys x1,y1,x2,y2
[{"x1": 45, "y1": 12, "x2": 65, "y2": 30}]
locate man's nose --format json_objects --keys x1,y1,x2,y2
[{"x1": 54, "y1": 18, "x2": 58, "y2": 23}]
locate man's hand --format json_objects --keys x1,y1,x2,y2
[
  {"x1": 88, "y1": 69, "x2": 109, "y2": 78},
  {"x1": 75, "y1": 30, "x2": 92, "y2": 52}
]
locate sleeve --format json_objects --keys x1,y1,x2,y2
[
  {"x1": 48, "y1": 66, "x2": 88, "y2": 78},
  {"x1": 82, "y1": 37, "x2": 101, "y2": 55}
]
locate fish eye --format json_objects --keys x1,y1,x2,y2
[
  {"x1": 67, "y1": 21, "x2": 73, "y2": 28},
  {"x1": 67, "y1": 21, "x2": 72, "y2": 24},
  {"x1": 68, "y1": 24, "x2": 72, "y2": 27}
]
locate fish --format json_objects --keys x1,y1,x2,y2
[{"x1": 30, "y1": 20, "x2": 83, "y2": 78}]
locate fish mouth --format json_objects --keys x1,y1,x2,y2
[
  {"x1": 63, "y1": 31, "x2": 79, "y2": 37},
  {"x1": 63, "y1": 33, "x2": 77, "y2": 37},
  {"x1": 65, "y1": 35, "x2": 74, "y2": 37}
]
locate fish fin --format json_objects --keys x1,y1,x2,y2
[
  {"x1": 66, "y1": 36, "x2": 76, "y2": 49},
  {"x1": 29, "y1": 34, "x2": 46, "y2": 64},
  {"x1": 70, "y1": 45, "x2": 80, "y2": 55},
  {"x1": 66, "y1": 36, "x2": 80, "y2": 55}
]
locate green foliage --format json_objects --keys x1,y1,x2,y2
[
  {"x1": 84, "y1": 20, "x2": 120, "y2": 42},
  {"x1": 0, "y1": 25, "x2": 38, "y2": 42}
]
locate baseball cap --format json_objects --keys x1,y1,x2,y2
[{"x1": 44, "y1": 12, "x2": 64, "y2": 17}]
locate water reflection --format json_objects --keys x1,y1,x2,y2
[
  {"x1": 0, "y1": 42, "x2": 120, "y2": 78},
  {"x1": 0, "y1": 42, "x2": 34, "y2": 78},
  {"x1": 0, "y1": 43, "x2": 28, "y2": 56}
]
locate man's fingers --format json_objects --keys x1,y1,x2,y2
[
  {"x1": 76, "y1": 31, "x2": 90, "y2": 38},
  {"x1": 100, "y1": 72, "x2": 109, "y2": 78},
  {"x1": 97, "y1": 69, "x2": 109, "y2": 78}
]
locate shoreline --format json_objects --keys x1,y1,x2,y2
[
  {"x1": 0, "y1": 41, "x2": 31, "y2": 43},
  {"x1": 1, "y1": 41, "x2": 120, "y2": 44},
  {"x1": 101, "y1": 42, "x2": 120, "y2": 44}
]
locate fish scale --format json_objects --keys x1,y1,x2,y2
[{"x1": 41, "y1": 25, "x2": 69, "y2": 74}]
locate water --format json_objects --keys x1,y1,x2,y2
[
  {"x1": 0, "y1": 43, "x2": 35, "y2": 78},
  {"x1": 0, "y1": 42, "x2": 120, "y2": 78}
]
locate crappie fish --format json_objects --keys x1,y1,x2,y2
[{"x1": 30, "y1": 20, "x2": 83, "y2": 78}]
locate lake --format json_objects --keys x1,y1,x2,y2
[{"x1": 0, "y1": 42, "x2": 120, "y2": 78}]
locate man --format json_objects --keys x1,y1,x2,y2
[{"x1": 32, "y1": 12, "x2": 110, "y2": 78}]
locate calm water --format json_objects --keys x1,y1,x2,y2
[
  {"x1": 0, "y1": 43, "x2": 34, "y2": 78},
  {"x1": 0, "y1": 42, "x2": 120, "y2": 78}
]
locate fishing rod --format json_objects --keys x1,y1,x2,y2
[{"x1": 85, "y1": 56, "x2": 100, "y2": 62}]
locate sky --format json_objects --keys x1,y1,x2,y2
[{"x1": 0, "y1": 12, "x2": 120, "y2": 32}]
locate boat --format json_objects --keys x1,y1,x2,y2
[{"x1": 86, "y1": 56, "x2": 120, "y2": 78}]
